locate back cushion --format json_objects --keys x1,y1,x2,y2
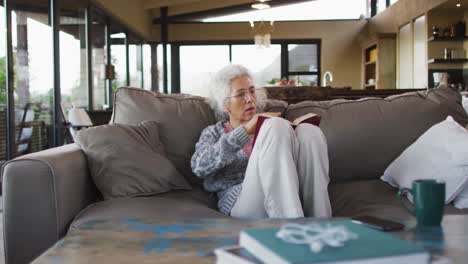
[
  {"x1": 112, "y1": 88, "x2": 216, "y2": 186},
  {"x1": 262, "y1": 99, "x2": 288, "y2": 116},
  {"x1": 285, "y1": 87, "x2": 468, "y2": 183}
]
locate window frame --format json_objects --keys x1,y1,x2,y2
[{"x1": 170, "y1": 39, "x2": 321, "y2": 93}]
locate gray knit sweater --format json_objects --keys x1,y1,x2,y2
[{"x1": 191, "y1": 121, "x2": 251, "y2": 215}]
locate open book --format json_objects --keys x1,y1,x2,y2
[{"x1": 252, "y1": 113, "x2": 321, "y2": 148}]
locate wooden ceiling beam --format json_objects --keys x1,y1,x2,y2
[{"x1": 142, "y1": 0, "x2": 203, "y2": 10}]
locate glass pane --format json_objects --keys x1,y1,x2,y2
[
  {"x1": 156, "y1": 44, "x2": 173, "y2": 93},
  {"x1": 231, "y1": 44, "x2": 281, "y2": 87},
  {"x1": 0, "y1": 2, "x2": 6, "y2": 161},
  {"x1": 179, "y1": 45, "x2": 229, "y2": 95},
  {"x1": 60, "y1": 1, "x2": 88, "y2": 114},
  {"x1": 157, "y1": 44, "x2": 163, "y2": 92},
  {"x1": 288, "y1": 75, "x2": 318, "y2": 86},
  {"x1": 143, "y1": 44, "x2": 152, "y2": 90},
  {"x1": 377, "y1": 0, "x2": 387, "y2": 13},
  {"x1": 129, "y1": 35, "x2": 142, "y2": 88},
  {"x1": 12, "y1": 0, "x2": 53, "y2": 157},
  {"x1": 288, "y1": 44, "x2": 318, "y2": 72},
  {"x1": 110, "y1": 30, "x2": 127, "y2": 93},
  {"x1": 167, "y1": 44, "x2": 172, "y2": 93},
  {"x1": 91, "y1": 9, "x2": 107, "y2": 110}
]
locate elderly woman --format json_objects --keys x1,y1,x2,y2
[{"x1": 191, "y1": 64, "x2": 331, "y2": 218}]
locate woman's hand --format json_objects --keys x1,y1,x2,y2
[{"x1": 243, "y1": 112, "x2": 281, "y2": 136}]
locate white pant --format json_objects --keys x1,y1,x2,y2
[{"x1": 230, "y1": 118, "x2": 332, "y2": 218}]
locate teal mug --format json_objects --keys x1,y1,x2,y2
[{"x1": 397, "y1": 179, "x2": 445, "y2": 226}]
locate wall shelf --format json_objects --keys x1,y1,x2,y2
[
  {"x1": 428, "y1": 36, "x2": 468, "y2": 42},
  {"x1": 428, "y1": 58, "x2": 468, "y2": 64},
  {"x1": 361, "y1": 34, "x2": 396, "y2": 89}
]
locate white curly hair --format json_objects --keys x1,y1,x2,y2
[{"x1": 208, "y1": 64, "x2": 266, "y2": 120}]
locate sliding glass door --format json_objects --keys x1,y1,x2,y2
[
  {"x1": 0, "y1": 1, "x2": 6, "y2": 162},
  {"x1": 60, "y1": 0, "x2": 88, "y2": 112},
  {"x1": 11, "y1": 0, "x2": 53, "y2": 157}
]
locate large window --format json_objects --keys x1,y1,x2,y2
[
  {"x1": 176, "y1": 41, "x2": 320, "y2": 95},
  {"x1": 287, "y1": 44, "x2": 319, "y2": 86},
  {"x1": 231, "y1": 45, "x2": 281, "y2": 86},
  {"x1": 157, "y1": 43, "x2": 172, "y2": 93},
  {"x1": 0, "y1": 1, "x2": 154, "y2": 163},
  {"x1": 60, "y1": 0, "x2": 88, "y2": 113},
  {"x1": 128, "y1": 35, "x2": 143, "y2": 88},
  {"x1": 1, "y1": 1, "x2": 6, "y2": 162},
  {"x1": 143, "y1": 44, "x2": 152, "y2": 90},
  {"x1": 91, "y1": 8, "x2": 107, "y2": 110},
  {"x1": 377, "y1": 0, "x2": 387, "y2": 13},
  {"x1": 110, "y1": 29, "x2": 127, "y2": 92},
  {"x1": 372, "y1": 0, "x2": 399, "y2": 17},
  {"x1": 180, "y1": 45, "x2": 230, "y2": 95},
  {"x1": 11, "y1": 0, "x2": 53, "y2": 158},
  {"x1": 167, "y1": 44, "x2": 172, "y2": 93},
  {"x1": 157, "y1": 44, "x2": 163, "y2": 91}
]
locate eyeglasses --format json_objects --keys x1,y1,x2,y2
[{"x1": 227, "y1": 87, "x2": 260, "y2": 101}]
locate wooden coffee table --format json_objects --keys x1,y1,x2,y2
[{"x1": 33, "y1": 215, "x2": 468, "y2": 263}]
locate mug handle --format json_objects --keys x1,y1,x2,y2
[{"x1": 398, "y1": 188, "x2": 415, "y2": 216}]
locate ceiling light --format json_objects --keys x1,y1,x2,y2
[
  {"x1": 456, "y1": 3, "x2": 461, "y2": 7},
  {"x1": 250, "y1": 0, "x2": 274, "y2": 48},
  {"x1": 252, "y1": 3, "x2": 271, "y2": 10},
  {"x1": 250, "y1": 20, "x2": 274, "y2": 48}
]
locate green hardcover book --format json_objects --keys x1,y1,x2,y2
[{"x1": 239, "y1": 220, "x2": 430, "y2": 264}]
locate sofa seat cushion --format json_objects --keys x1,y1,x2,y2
[
  {"x1": 329, "y1": 179, "x2": 468, "y2": 221},
  {"x1": 69, "y1": 187, "x2": 225, "y2": 233}
]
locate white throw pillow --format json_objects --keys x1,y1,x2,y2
[
  {"x1": 381, "y1": 116, "x2": 468, "y2": 206},
  {"x1": 454, "y1": 124, "x2": 468, "y2": 208}
]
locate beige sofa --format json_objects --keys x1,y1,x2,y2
[{"x1": 3, "y1": 86, "x2": 468, "y2": 264}]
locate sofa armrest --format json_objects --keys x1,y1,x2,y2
[{"x1": 2, "y1": 144, "x2": 98, "y2": 264}]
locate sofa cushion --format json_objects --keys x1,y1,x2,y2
[
  {"x1": 262, "y1": 99, "x2": 288, "y2": 116},
  {"x1": 112, "y1": 88, "x2": 217, "y2": 186},
  {"x1": 286, "y1": 87, "x2": 468, "y2": 182},
  {"x1": 329, "y1": 179, "x2": 468, "y2": 221},
  {"x1": 68, "y1": 187, "x2": 224, "y2": 233},
  {"x1": 75, "y1": 121, "x2": 191, "y2": 200}
]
